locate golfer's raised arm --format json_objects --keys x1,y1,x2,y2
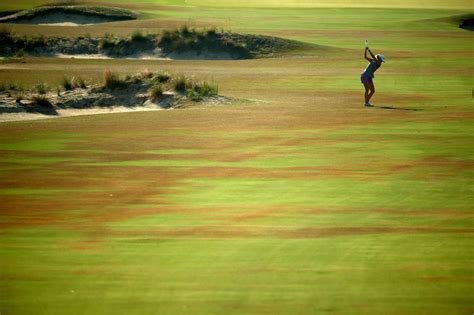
[
  {"x1": 364, "y1": 47, "x2": 372, "y2": 61},
  {"x1": 367, "y1": 47, "x2": 376, "y2": 60}
]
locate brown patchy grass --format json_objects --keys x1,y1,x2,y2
[{"x1": 103, "y1": 225, "x2": 474, "y2": 240}]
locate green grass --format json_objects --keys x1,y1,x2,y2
[{"x1": 0, "y1": 1, "x2": 473, "y2": 315}]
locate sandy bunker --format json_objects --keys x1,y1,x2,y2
[
  {"x1": 10, "y1": 12, "x2": 126, "y2": 26},
  {"x1": 0, "y1": 6, "x2": 137, "y2": 25}
]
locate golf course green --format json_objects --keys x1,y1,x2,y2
[{"x1": 0, "y1": 0, "x2": 473, "y2": 314}]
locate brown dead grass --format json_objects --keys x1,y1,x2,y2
[{"x1": 108, "y1": 225, "x2": 473, "y2": 240}]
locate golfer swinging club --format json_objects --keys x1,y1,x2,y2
[{"x1": 361, "y1": 40, "x2": 385, "y2": 107}]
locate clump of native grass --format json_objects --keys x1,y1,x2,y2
[
  {"x1": 103, "y1": 69, "x2": 128, "y2": 90},
  {"x1": 31, "y1": 95, "x2": 53, "y2": 108},
  {"x1": 171, "y1": 74, "x2": 218, "y2": 101}
]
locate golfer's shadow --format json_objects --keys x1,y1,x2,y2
[{"x1": 373, "y1": 104, "x2": 421, "y2": 111}]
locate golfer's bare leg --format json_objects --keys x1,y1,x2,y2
[
  {"x1": 367, "y1": 83, "x2": 375, "y2": 103},
  {"x1": 363, "y1": 83, "x2": 371, "y2": 104}
]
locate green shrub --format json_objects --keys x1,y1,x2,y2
[
  {"x1": 73, "y1": 77, "x2": 87, "y2": 89},
  {"x1": 130, "y1": 30, "x2": 146, "y2": 42},
  {"x1": 13, "y1": 35, "x2": 46, "y2": 52},
  {"x1": 15, "y1": 49, "x2": 25, "y2": 58},
  {"x1": 179, "y1": 25, "x2": 191, "y2": 37},
  {"x1": 185, "y1": 80, "x2": 218, "y2": 101},
  {"x1": 185, "y1": 89, "x2": 202, "y2": 101},
  {"x1": 149, "y1": 84, "x2": 163, "y2": 101},
  {"x1": 35, "y1": 82, "x2": 49, "y2": 94},
  {"x1": 0, "y1": 28, "x2": 14, "y2": 45},
  {"x1": 151, "y1": 72, "x2": 171, "y2": 84},
  {"x1": 31, "y1": 95, "x2": 53, "y2": 108},
  {"x1": 194, "y1": 81, "x2": 218, "y2": 97},
  {"x1": 99, "y1": 32, "x2": 155, "y2": 57},
  {"x1": 62, "y1": 77, "x2": 73, "y2": 91},
  {"x1": 0, "y1": 83, "x2": 21, "y2": 92},
  {"x1": 172, "y1": 75, "x2": 191, "y2": 93}
]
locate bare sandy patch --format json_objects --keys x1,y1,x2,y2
[
  {"x1": 55, "y1": 54, "x2": 171, "y2": 60},
  {"x1": 0, "y1": 104, "x2": 164, "y2": 123}
]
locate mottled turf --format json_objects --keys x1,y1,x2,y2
[{"x1": 0, "y1": 1, "x2": 473, "y2": 315}]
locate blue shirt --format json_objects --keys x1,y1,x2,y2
[{"x1": 363, "y1": 60, "x2": 380, "y2": 78}]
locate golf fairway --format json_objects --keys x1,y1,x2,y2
[{"x1": 0, "y1": 1, "x2": 473, "y2": 314}]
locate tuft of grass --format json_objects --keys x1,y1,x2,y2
[
  {"x1": 99, "y1": 31, "x2": 156, "y2": 57},
  {"x1": 171, "y1": 75, "x2": 218, "y2": 100},
  {"x1": 103, "y1": 69, "x2": 128, "y2": 90},
  {"x1": 194, "y1": 81, "x2": 218, "y2": 97},
  {"x1": 0, "y1": 82, "x2": 20, "y2": 92},
  {"x1": 179, "y1": 25, "x2": 191, "y2": 37},
  {"x1": 14, "y1": 49, "x2": 25, "y2": 58},
  {"x1": 21, "y1": 35, "x2": 46, "y2": 50},
  {"x1": 151, "y1": 72, "x2": 171, "y2": 84},
  {"x1": 172, "y1": 75, "x2": 192, "y2": 93},
  {"x1": 149, "y1": 84, "x2": 164, "y2": 101},
  {"x1": 141, "y1": 69, "x2": 154, "y2": 79},
  {"x1": 185, "y1": 80, "x2": 219, "y2": 101},
  {"x1": 72, "y1": 77, "x2": 87, "y2": 89},
  {"x1": 130, "y1": 30, "x2": 147, "y2": 42},
  {"x1": 31, "y1": 95, "x2": 53, "y2": 108},
  {"x1": 35, "y1": 82, "x2": 49, "y2": 95},
  {"x1": 62, "y1": 77, "x2": 73, "y2": 91}
]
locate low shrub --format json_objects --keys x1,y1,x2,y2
[
  {"x1": 141, "y1": 69, "x2": 153, "y2": 79},
  {"x1": 172, "y1": 75, "x2": 191, "y2": 93},
  {"x1": 194, "y1": 81, "x2": 218, "y2": 97},
  {"x1": 14, "y1": 49, "x2": 25, "y2": 57},
  {"x1": 0, "y1": 28, "x2": 14, "y2": 46},
  {"x1": 179, "y1": 25, "x2": 191, "y2": 37},
  {"x1": 99, "y1": 31, "x2": 156, "y2": 57},
  {"x1": 21, "y1": 35, "x2": 46, "y2": 50},
  {"x1": 1, "y1": 82, "x2": 20, "y2": 91},
  {"x1": 149, "y1": 84, "x2": 163, "y2": 101},
  {"x1": 72, "y1": 77, "x2": 87, "y2": 89},
  {"x1": 103, "y1": 69, "x2": 128, "y2": 90},
  {"x1": 31, "y1": 95, "x2": 53, "y2": 108},
  {"x1": 62, "y1": 77, "x2": 73, "y2": 91},
  {"x1": 130, "y1": 30, "x2": 147, "y2": 42},
  {"x1": 151, "y1": 72, "x2": 171, "y2": 84},
  {"x1": 185, "y1": 89, "x2": 202, "y2": 101},
  {"x1": 35, "y1": 82, "x2": 49, "y2": 94},
  {"x1": 185, "y1": 80, "x2": 218, "y2": 101}
]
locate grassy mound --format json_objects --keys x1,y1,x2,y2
[
  {"x1": 0, "y1": 28, "x2": 46, "y2": 56},
  {"x1": 99, "y1": 31, "x2": 156, "y2": 57},
  {"x1": 0, "y1": 5, "x2": 138, "y2": 24},
  {"x1": 0, "y1": 27, "x2": 310, "y2": 59},
  {"x1": 159, "y1": 26, "x2": 309, "y2": 59},
  {"x1": 102, "y1": 70, "x2": 218, "y2": 101}
]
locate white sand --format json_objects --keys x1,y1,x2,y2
[
  {"x1": 0, "y1": 106, "x2": 165, "y2": 123},
  {"x1": 10, "y1": 12, "x2": 121, "y2": 25},
  {"x1": 55, "y1": 54, "x2": 171, "y2": 60}
]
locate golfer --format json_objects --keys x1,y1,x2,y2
[{"x1": 361, "y1": 46, "x2": 385, "y2": 106}]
